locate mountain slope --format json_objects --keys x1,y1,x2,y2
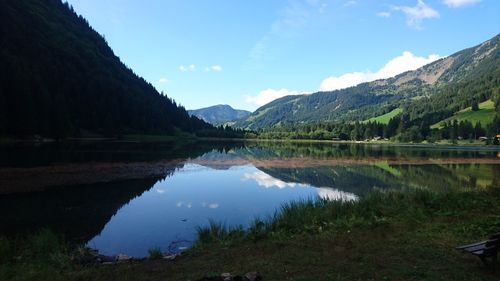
[
  {"x1": 188, "y1": 105, "x2": 251, "y2": 125},
  {"x1": 235, "y1": 34, "x2": 500, "y2": 129},
  {"x1": 430, "y1": 100, "x2": 495, "y2": 129},
  {"x1": 0, "y1": 0, "x2": 211, "y2": 138}
]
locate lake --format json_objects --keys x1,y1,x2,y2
[{"x1": 1, "y1": 141, "x2": 499, "y2": 257}]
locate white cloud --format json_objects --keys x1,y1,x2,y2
[
  {"x1": 320, "y1": 72, "x2": 374, "y2": 92},
  {"x1": 377, "y1": 11, "x2": 391, "y2": 18},
  {"x1": 316, "y1": 187, "x2": 358, "y2": 201},
  {"x1": 242, "y1": 171, "x2": 298, "y2": 189},
  {"x1": 176, "y1": 201, "x2": 192, "y2": 208},
  {"x1": 443, "y1": 0, "x2": 481, "y2": 7},
  {"x1": 204, "y1": 65, "x2": 223, "y2": 72},
  {"x1": 201, "y1": 202, "x2": 219, "y2": 209},
  {"x1": 245, "y1": 88, "x2": 302, "y2": 106},
  {"x1": 344, "y1": 1, "x2": 357, "y2": 7},
  {"x1": 320, "y1": 51, "x2": 441, "y2": 91},
  {"x1": 211, "y1": 65, "x2": 223, "y2": 72},
  {"x1": 158, "y1": 77, "x2": 168, "y2": 83},
  {"x1": 156, "y1": 188, "x2": 166, "y2": 194},
  {"x1": 179, "y1": 64, "x2": 196, "y2": 72},
  {"x1": 377, "y1": 51, "x2": 441, "y2": 78},
  {"x1": 393, "y1": 0, "x2": 439, "y2": 29}
]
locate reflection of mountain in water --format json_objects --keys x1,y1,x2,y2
[
  {"x1": 191, "y1": 150, "x2": 245, "y2": 170},
  {"x1": 1, "y1": 141, "x2": 498, "y2": 244},
  {"x1": 192, "y1": 144, "x2": 499, "y2": 194},
  {"x1": 258, "y1": 166, "x2": 397, "y2": 196},
  {"x1": 258, "y1": 164, "x2": 500, "y2": 195},
  {"x1": 0, "y1": 142, "x2": 241, "y2": 241}
]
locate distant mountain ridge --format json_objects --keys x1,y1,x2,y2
[
  {"x1": 235, "y1": 34, "x2": 499, "y2": 129},
  {"x1": 188, "y1": 105, "x2": 251, "y2": 125}
]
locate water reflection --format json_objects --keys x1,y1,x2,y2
[
  {"x1": 316, "y1": 187, "x2": 358, "y2": 201},
  {"x1": 242, "y1": 171, "x2": 307, "y2": 189},
  {"x1": 87, "y1": 164, "x2": 321, "y2": 256},
  {"x1": 0, "y1": 142, "x2": 499, "y2": 257}
]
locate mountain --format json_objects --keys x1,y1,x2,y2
[
  {"x1": 235, "y1": 34, "x2": 500, "y2": 129},
  {"x1": 0, "y1": 0, "x2": 212, "y2": 138},
  {"x1": 188, "y1": 105, "x2": 251, "y2": 125}
]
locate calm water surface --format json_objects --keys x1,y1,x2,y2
[{"x1": 1, "y1": 141, "x2": 499, "y2": 257}]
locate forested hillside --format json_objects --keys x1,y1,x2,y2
[
  {"x1": 236, "y1": 34, "x2": 500, "y2": 132},
  {"x1": 0, "y1": 0, "x2": 212, "y2": 138}
]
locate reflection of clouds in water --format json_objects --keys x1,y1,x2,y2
[
  {"x1": 317, "y1": 187, "x2": 357, "y2": 201},
  {"x1": 176, "y1": 201, "x2": 192, "y2": 208},
  {"x1": 242, "y1": 171, "x2": 302, "y2": 189},
  {"x1": 201, "y1": 202, "x2": 220, "y2": 209}
]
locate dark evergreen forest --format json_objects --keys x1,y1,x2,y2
[{"x1": 0, "y1": 0, "x2": 217, "y2": 138}]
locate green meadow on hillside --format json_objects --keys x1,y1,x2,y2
[
  {"x1": 431, "y1": 100, "x2": 495, "y2": 129},
  {"x1": 364, "y1": 108, "x2": 403, "y2": 124}
]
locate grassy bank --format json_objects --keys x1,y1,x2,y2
[{"x1": 1, "y1": 188, "x2": 500, "y2": 281}]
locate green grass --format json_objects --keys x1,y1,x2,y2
[
  {"x1": 0, "y1": 229, "x2": 74, "y2": 281},
  {"x1": 364, "y1": 108, "x2": 403, "y2": 124},
  {"x1": 194, "y1": 188, "x2": 500, "y2": 245},
  {"x1": 431, "y1": 100, "x2": 495, "y2": 129},
  {"x1": 1, "y1": 188, "x2": 500, "y2": 280},
  {"x1": 148, "y1": 247, "x2": 164, "y2": 260}
]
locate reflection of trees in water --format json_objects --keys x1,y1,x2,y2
[
  {"x1": 0, "y1": 142, "x2": 243, "y2": 242},
  {"x1": 492, "y1": 165, "x2": 500, "y2": 187},
  {"x1": 243, "y1": 142, "x2": 497, "y2": 160},
  {"x1": 0, "y1": 140, "x2": 245, "y2": 168},
  {"x1": 2, "y1": 141, "x2": 497, "y2": 243},
  {"x1": 0, "y1": 174, "x2": 175, "y2": 243},
  {"x1": 195, "y1": 143, "x2": 499, "y2": 195},
  {"x1": 352, "y1": 164, "x2": 497, "y2": 191},
  {"x1": 256, "y1": 163, "x2": 498, "y2": 196}
]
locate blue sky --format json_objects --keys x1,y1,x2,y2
[{"x1": 66, "y1": 0, "x2": 500, "y2": 111}]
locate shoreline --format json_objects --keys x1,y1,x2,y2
[
  {"x1": 0, "y1": 159, "x2": 184, "y2": 194},
  {"x1": 1, "y1": 156, "x2": 499, "y2": 195},
  {"x1": 2, "y1": 135, "x2": 499, "y2": 150},
  {"x1": 2, "y1": 187, "x2": 499, "y2": 280}
]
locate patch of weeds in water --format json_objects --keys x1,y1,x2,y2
[{"x1": 195, "y1": 220, "x2": 245, "y2": 248}]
